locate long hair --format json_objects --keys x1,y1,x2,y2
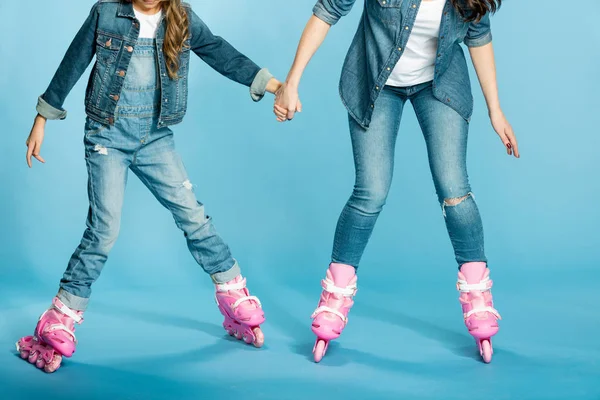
[
  {"x1": 450, "y1": 0, "x2": 502, "y2": 22},
  {"x1": 161, "y1": 0, "x2": 189, "y2": 80},
  {"x1": 126, "y1": 0, "x2": 189, "y2": 80}
]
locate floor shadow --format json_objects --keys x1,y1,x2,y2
[
  {"x1": 93, "y1": 301, "x2": 226, "y2": 340},
  {"x1": 7, "y1": 349, "x2": 400, "y2": 400},
  {"x1": 353, "y1": 302, "x2": 482, "y2": 361}
]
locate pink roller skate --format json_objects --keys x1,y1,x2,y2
[
  {"x1": 215, "y1": 275, "x2": 265, "y2": 347},
  {"x1": 16, "y1": 297, "x2": 83, "y2": 373},
  {"x1": 457, "y1": 262, "x2": 501, "y2": 363},
  {"x1": 310, "y1": 263, "x2": 357, "y2": 363}
]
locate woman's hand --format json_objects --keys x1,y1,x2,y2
[
  {"x1": 274, "y1": 82, "x2": 302, "y2": 122},
  {"x1": 26, "y1": 115, "x2": 47, "y2": 168},
  {"x1": 490, "y1": 109, "x2": 519, "y2": 158}
]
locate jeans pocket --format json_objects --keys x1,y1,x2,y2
[{"x1": 85, "y1": 117, "x2": 109, "y2": 137}]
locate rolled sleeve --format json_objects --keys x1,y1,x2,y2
[
  {"x1": 312, "y1": 0, "x2": 357, "y2": 26},
  {"x1": 250, "y1": 68, "x2": 274, "y2": 102},
  {"x1": 36, "y1": 95, "x2": 67, "y2": 120},
  {"x1": 464, "y1": 14, "x2": 493, "y2": 48}
]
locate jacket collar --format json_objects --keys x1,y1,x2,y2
[{"x1": 117, "y1": 1, "x2": 136, "y2": 18}]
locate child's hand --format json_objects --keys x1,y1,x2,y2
[
  {"x1": 26, "y1": 115, "x2": 47, "y2": 168},
  {"x1": 274, "y1": 82, "x2": 302, "y2": 122}
]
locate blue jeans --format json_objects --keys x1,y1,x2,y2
[
  {"x1": 331, "y1": 81, "x2": 487, "y2": 269},
  {"x1": 58, "y1": 39, "x2": 239, "y2": 311}
]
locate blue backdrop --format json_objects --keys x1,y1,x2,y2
[{"x1": 0, "y1": 1, "x2": 599, "y2": 399}]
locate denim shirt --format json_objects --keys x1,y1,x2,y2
[
  {"x1": 313, "y1": 0, "x2": 493, "y2": 128},
  {"x1": 37, "y1": 0, "x2": 273, "y2": 128}
]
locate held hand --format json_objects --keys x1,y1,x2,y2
[
  {"x1": 490, "y1": 109, "x2": 519, "y2": 158},
  {"x1": 274, "y1": 82, "x2": 302, "y2": 122},
  {"x1": 26, "y1": 115, "x2": 47, "y2": 168}
]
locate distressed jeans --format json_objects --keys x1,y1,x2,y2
[
  {"x1": 58, "y1": 39, "x2": 239, "y2": 311},
  {"x1": 331, "y1": 81, "x2": 487, "y2": 269}
]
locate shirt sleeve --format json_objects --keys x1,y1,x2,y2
[
  {"x1": 312, "y1": 0, "x2": 358, "y2": 26},
  {"x1": 464, "y1": 13, "x2": 493, "y2": 48}
]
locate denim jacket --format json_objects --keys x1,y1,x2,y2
[
  {"x1": 37, "y1": 0, "x2": 273, "y2": 128},
  {"x1": 313, "y1": 0, "x2": 493, "y2": 128}
]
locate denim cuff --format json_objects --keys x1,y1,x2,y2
[
  {"x1": 312, "y1": 3, "x2": 340, "y2": 26},
  {"x1": 36, "y1": 95, "x2": 67, "y2": 120},
  {"x1": 210, "y1": 260, "x2": 241, "y2": 284},
  {"x1": 464, "y1": 31, "x2": 493, "y2": 48},
  {"x1": 250, "y1": 68, "x2": 274, "y2": 102},
  {"x1": 57, "y1": 288, "x2": 89, "y2": 312}
]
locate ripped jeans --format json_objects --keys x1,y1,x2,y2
[
  {"x1": 331, "y1": 81, "x2": 487, "y2": 269},
  {"x1": 57, "y1": 39, "x2": 239, "y2": 311}
]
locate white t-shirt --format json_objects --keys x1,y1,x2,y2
[
  {"x1": 386, "y1": 0, "x2": 445, "y2": 87},
  {"x1": 134, "y1": 9, "x2": 163, "y2": 39}
]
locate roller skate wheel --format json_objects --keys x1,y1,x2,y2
[
  {"x1": 313, "y1": 339, "x2": 327, "y2": 363},
  {"x1": 234, "y1": 330, "x2": 243, "y2": 340},
  {"x1": 44, "y1": 354, "x2": 63, "y2": 374},
  {"x1": 480, "y1": 340, "x2": 492, "y2": 363},
  {"x1": 252, "y1": 327, "x2": 264, "y2": 348},
  {"x1": 242, "y1": 334, "x2": 253, "y2": 344}
]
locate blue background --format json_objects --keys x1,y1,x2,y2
[{"x1": 1, "y1": 0, "x2": 599, "y2": 399}]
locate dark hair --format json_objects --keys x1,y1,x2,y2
[{"x1": 451, "y1": 0, "x2": 502, "y2": 22}]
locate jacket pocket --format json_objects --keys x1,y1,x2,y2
[{"x1": 95, "y1": 33, "x2": 123, "y2": 65}]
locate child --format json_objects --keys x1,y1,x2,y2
[{"x1": 18, "y1": 0, "x2": 282, "y2": 373}]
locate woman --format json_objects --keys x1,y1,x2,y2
[
  {"x1": 18, "y1": 0, "x2": 279, "y2": 373},
  {"x1": 274, "y1": 0, "x2": 519, "y2": 363}
]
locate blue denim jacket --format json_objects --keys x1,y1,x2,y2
[
  {"x1": 37, "y1": 0, "x2": 273, "y2": 128},
  {"x1": 313, "y1": 0, "x2": 493, "y2": 128}
]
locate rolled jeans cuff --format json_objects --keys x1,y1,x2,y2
[
  {"x1": 57, "y1": 288, "x2": 89, "y2": 312},
  {"x1": 210, "y1": 260, "x2": 241, "y2": 284}
]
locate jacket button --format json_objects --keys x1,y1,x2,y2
[
  {"x1": 108, "y1": 117, "x2": 114, "y2": 124},
  {"x1": 126, "y1": 46, "x2": 134, "y2": 52},
  {"x1": 111, "y1": 94, "x2": 120, "y2": 101},
  {"x1": 105, "y1": 38, "x2": 112, "y2": 47},
  {"x1": 117, "y1": 70, "x2": 125, "y2": 77}
]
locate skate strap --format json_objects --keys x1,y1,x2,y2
[
  {"x1": 456, "y1": 277, "x2": 492, "y2": 293},
  {"x1": 215, "y1": 278, "x2": 246, "y2": 292},
  {"x1": 464, "y1": 306, "x2": 501, "y2": 320},
  {"x1": 46, "y1": 324, "x2": 78, "y2": 343},
  {"x1": 321, "y1": 278, "x2": 357, "y2": 297},
  {"x1": 53, "y1": 303, "x2": 83, "y2": 324},
  {"x1": 311, "y1": 306, "x2": 348, "y2": 324},
  {"x1": 231, "y1": 295, "x2": 262, "y2": 311}
]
